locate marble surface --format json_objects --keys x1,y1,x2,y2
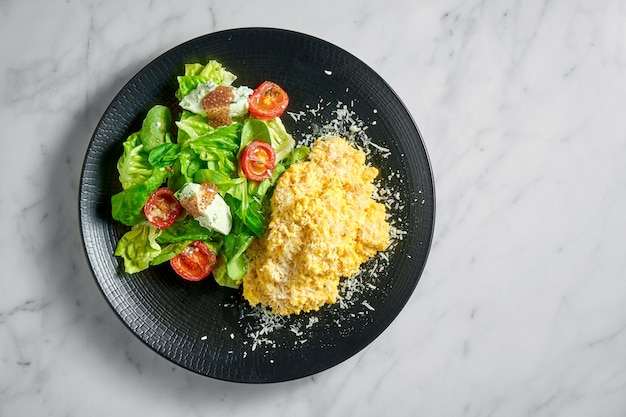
[{"x1": 2, "y1": 0, "x2": 626, "y2": 415}]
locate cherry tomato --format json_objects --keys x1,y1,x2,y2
[
  {"x1": 241, "y1": 140, "x2": 276, "y2": 181},
  {"x1": 170, "y1": 241, "x2": 216, "y2": 281},
  {"x1": 248, "y1": 81, "x2": 289, "y2": 120},
  {"x1": 143, "y1": 188, "x2": 182, "y2": 229}
]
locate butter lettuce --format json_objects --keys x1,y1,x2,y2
[
  {"x1": 139, "y1": 105, "x2": 172, "y2": 151},
  {"x1": 239, "y1": 118, "x2": 271, "y2": 154},
  {"x1": 175, "y1": 111, "x2": 215, "y2": 146},
  {"x1": 114, "y1": 222, "x2": 162, "y2": 274},
  {"x1": 213, "y1": 215, "x2": 255, "y2": 288},
  {"x1": 149, "y1": 240, "x2": 193, "y2": 266},
  {"x1": 265, "y1": 117, "x2": 295, "y2": 162},
  {"x1": 111, "y1": 168, "x2": 167, "y2": 226},
  {"x1": 117, "y1": 133, "x2": 152, "y2": 190},
  {"x1": 148, "y1": 143, "x2": 180, "y2": 168},
  {"x1": 194, "y1": 169, "x2": 245, "y2": 199},
  {"x1": 156, "y1": 218, "x2": 216, "y2": 244},
  {"x1": 175, "y1": 60, "x2": 237, "y2": 100},
  {"x1": 188, "y1": 123, "x2": 242, "y2": 176}
]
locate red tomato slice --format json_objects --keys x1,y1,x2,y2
[
  {"x1": 143, "y1": 188, "x2": 182, "y2": 229},
  {"x1": 170, "y1": 241, "x2": 216, "y2": 281},
  {"x1": 241, "y1": 140, "x2": 276, "y2": 181},
  {"x1": 248, "y1": 81, "x2": 289, "y2": 120}
]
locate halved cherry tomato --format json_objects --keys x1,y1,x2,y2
[
  {"x1": 143, "y1": 188, "x2": 182, "y2": 229},
  {"x1": 170, "y1": 241, "x2": 216, "y2": 281},
  {"x1": 241, "y1": 140, "x2": 276, "y2": 181},
  {"x1": 248, "y1": 81, "x2": 289, "y2": 120}
]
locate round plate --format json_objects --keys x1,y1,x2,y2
[{"x1": 79, "y1": 28, "x2": 435, "y2": 383}]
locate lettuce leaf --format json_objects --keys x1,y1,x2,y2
[
  {"x1": 114, "y1": 222, "x2": 162, "y2": 274},
  {"x1": 286, "y1": 145, "x2": 311, "y2": 167},
  {"x1": 149, "y1": 240, "x2": 193, "y2": 266},
  {"x1": 183, "y1": 63, "x2": 205, "y2": 76},
  {"x1": 225, "y1": 193, "x2": 265, "y2": 238},
  {"x1": 116, "y1": 104, "x2": 173, "y2": 192},
  {"x1": 174, "y1": 147, "x2": 203, "y2": 185},
  {"x1": 189, "y1": 125, "x2": 242, "y2": 153},
  {"x1": 265, "y1": 117, "x2": 295, "y2": 162},
  {"x1": 199, "y1": 61, "x2": 236, "y2": 83},
  {"x1": 193, "y1": 169, "x2": 245, "y2": 198},
  {"x1": 111, "y1": 168, "x2": 167, "y2": 226},
  {"x1": 240, "y1": 118, "x2": 272, "y2": 154},
  {"x1": 117, "y1": 132, "x2": 153, "y2": 190},
  {"x1": 139, "y1": 105, "x2": 172, "y2": 151},
  {"x1": 176, "y1": 60, "x2": 237, "y2": 100},
  {"x1": 213, "y1": 215, "x2": 255, "y2": 288},
  {"x1": 148, "y1": 143, "x2": 180, "y2": 168},
  {"x1": 175, "y1": 112, "x2": 214, "y2": 146},
  {"x1": 213, "y1": 253, "x2": 247, "y2": 289},
  {"x1": 156, "y1": 218, "x2": 216, "y2": 244},
  {"x1": 248, "y1": 162, "x2": 286, "y2": 200},
  {"x1": 188, "y1": 123, "x2": 242, "y2": 176}
]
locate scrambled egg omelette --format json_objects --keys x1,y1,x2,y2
[{"x1": 243, "y1": 136, "x2": 390, "y2": 315}]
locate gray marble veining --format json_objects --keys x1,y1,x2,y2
[{"x1": 1, "y1": 0, "x2": 626, "y2": 415}]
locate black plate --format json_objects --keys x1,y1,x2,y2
[{"x1": 79, "y1": 28, "x2": 435, "y2": 383}]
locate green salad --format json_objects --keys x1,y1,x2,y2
[{"x1": 111, "y1": 60, "x2": 309, "y2": 288}]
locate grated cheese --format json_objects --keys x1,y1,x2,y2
[{"x1": 362, "y1": 300, "x2": 375, "y2": 311}]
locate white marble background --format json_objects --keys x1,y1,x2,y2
[{"x1": 2, "y1": 0, "x2": 626, "y2": 415}]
